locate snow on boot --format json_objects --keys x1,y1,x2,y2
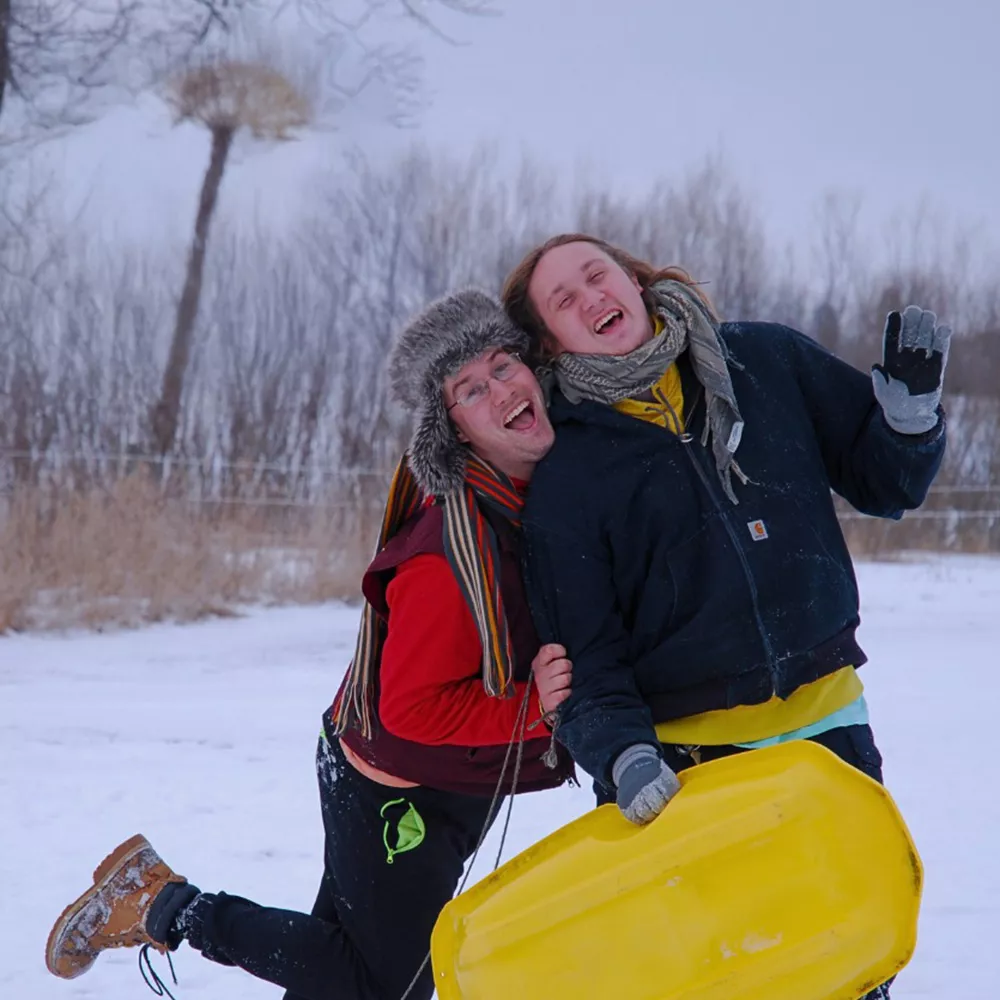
[{"x1": 45, "y1": 834, "x2": 197, "y2": 979}]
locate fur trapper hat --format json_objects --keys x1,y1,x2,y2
[{"x1": 389, "y1": 289, "x2": 529, "y2": 496}]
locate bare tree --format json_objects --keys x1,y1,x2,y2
[
  {"x1": 809, "y1": 190, "x2": 865, "y2": 350},
  {"x1": 0, "y1": 0, "x2": 10, "y2": 115},
  {"x1": 139, "y1": 1, "x2": 501, "y2": 455},
  {"x1": 149, "y1": 53, "x2": 312, "y2": 455},
  {"x1": 811, "y1": 192, "x2": 864, "y2": 305}
]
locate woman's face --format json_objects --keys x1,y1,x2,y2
[{"x1": 527, "y1": 242, "x2": 654, "y2": 356}]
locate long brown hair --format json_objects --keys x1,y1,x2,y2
[{"x1": 501, "y1": 233, "x2": 716, "y2": 359}]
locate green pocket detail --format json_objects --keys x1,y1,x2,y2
[{"x1": 380, "y1": 798, "x2": 426, "y2": 865}]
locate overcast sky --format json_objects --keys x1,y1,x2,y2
[
  {"x1": 37, "y1": 0, "x2": 999, "y2": 262},
  {"x1": 417, "y1": 0, "x2": 998, "y2": 245}
]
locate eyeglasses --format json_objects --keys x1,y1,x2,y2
[{"x1": 446, "y1": 352, "x2": 524, "y2": 410}]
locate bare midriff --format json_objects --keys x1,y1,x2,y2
[{"x1": 339, "y1": 738, "x2": 420, "y2": 788}]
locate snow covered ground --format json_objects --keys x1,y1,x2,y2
[{"x1": 3, "y1": 555, "x2": 998, "y2": 999}]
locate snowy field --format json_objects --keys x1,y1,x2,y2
[{"x1": 3, "y1": 555, "x2": 999, "y2": 999}]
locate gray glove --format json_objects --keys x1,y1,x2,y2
[
  {"x1": 612, "y1": 743, "x2": 681, "y2": 825},
  {"x1": 871, "y1": 305, "x2": 951, "y2": 435}
]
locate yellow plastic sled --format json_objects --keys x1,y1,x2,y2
[{"x1": 431, "y1": 740, "x2": 922, "y2": 1000}]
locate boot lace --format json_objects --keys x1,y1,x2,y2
[{"x1": 139, "y1": 943, "x2": 178, "y2": 999}]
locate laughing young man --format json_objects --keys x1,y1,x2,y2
[{"x1": 45, "y1": 291, "x2": 575, "y2": 1000}]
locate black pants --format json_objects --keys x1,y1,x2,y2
[
  {"x1": 178, "y1": 733, "x2": 498, "y2": 1000},
  {"x1": 595, "y1": 723, "x2": 892, "y2": 1000}
]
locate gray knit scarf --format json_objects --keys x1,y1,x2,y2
[{"x1": 551, "y1": 279, "x2": 749, "y2": 504}]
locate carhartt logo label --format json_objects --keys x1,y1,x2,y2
[{"x1": 747, "y1": 519, "x2": 768, "y2": 541}]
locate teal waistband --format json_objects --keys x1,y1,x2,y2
[{"x1": 733, "y1": 695, "x2": 870, "y2": 749}]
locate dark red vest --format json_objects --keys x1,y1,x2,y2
[{"x1": 334, "y1": 502, "x2": 574, "y2": 796}]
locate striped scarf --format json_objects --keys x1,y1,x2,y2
[{"x1": 334, "y1": 452, "x2": 524, "y2": 739}]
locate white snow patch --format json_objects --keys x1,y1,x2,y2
[{"x1": 2, "y1": 559, "x2": 998, "y2": 997}]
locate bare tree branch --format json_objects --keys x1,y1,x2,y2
[
  {"x1": 151, "y1": 51, "x2": 313, "y2": 454},
  {"x1": 0, "y1": 0, "x2": 497, "y2": 136},
  {"x1": 1, "y1": 0, "x2": 141, "y2": 129},
  {"x1": 397, "y1": 0, "x2": 497, "y2": 45}
]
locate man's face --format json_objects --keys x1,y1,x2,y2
[
  {"x1": 527, "y1": 241, "x2": 654, "y2": 356},
  {"x1": 442, "y1": 349, "x2": 554, "y2": 481}
]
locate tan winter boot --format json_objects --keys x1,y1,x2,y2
[{"x1": 45, "y1": 834, "x2": 194, "y2": 979}]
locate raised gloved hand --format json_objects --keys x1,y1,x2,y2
[
  {"x1": 612, "y1": 743, "x2": 681, "y2": 825},
  {"x1": 871, "y1": 305, "x2": 951, "y2": 435}
]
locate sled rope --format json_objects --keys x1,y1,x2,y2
[{"x1": 397, "y1": 670, "x2": 539, "y2": 1000}]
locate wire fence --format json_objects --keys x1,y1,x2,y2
[
  {"x1": 0, "y1": 450, "x2": 392, "y2": 478},
  {"x1": 3, "y1": 451, "x2": 1000, "y2": 519},
  {"x1": 3, "y1": 450, "x2": 998, "y2": 490}
]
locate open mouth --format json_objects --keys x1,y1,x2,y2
[
  {"x1": 594, "y1": 309, "x2": 624, "y2": 335},
  {"x1": 503, "y1": 400, "x2": 537, "y2": 431}
]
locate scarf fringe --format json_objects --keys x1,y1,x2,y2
[
  {"x1": 334, "y1": 456, "x2": 421, "y2": 738},
  {"x1": 334, "y1": 453, "x2": 522, "y2": 739}
]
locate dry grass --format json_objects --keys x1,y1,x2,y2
[
  {"x1": 0, "y1": 474, "x2": 382, "y2": 634},
  {"x1": 837, "y1": 487, "x2": 1000, "y2": 557},
  {"x1": 841, "y1": 516, "x2": 1000, "y2": 558},
  {"x1": 2, "y1": 471, "x2": 997, "y2": 635}
]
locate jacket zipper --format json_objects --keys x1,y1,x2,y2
[{"x1": 674, "y1": 391, "x2": 779, "y2": 693}]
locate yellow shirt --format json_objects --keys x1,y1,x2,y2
[
  {"x1": 613, "y1": 359, "x2": 686, "y2": 433},
  {"x1": 615, "y1": 361, "x2": 864, "y2": 746},
  {"x1": 655, "y1": 666, "x2": 863, "y2": 745}
]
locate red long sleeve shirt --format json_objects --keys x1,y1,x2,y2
[{"x1": 377, "y1": 552, "x2": 546, "y2": 746}]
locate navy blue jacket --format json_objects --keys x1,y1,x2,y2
[{"x1": 522, "y1": 322, "x2": 946, "y2": 786}]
